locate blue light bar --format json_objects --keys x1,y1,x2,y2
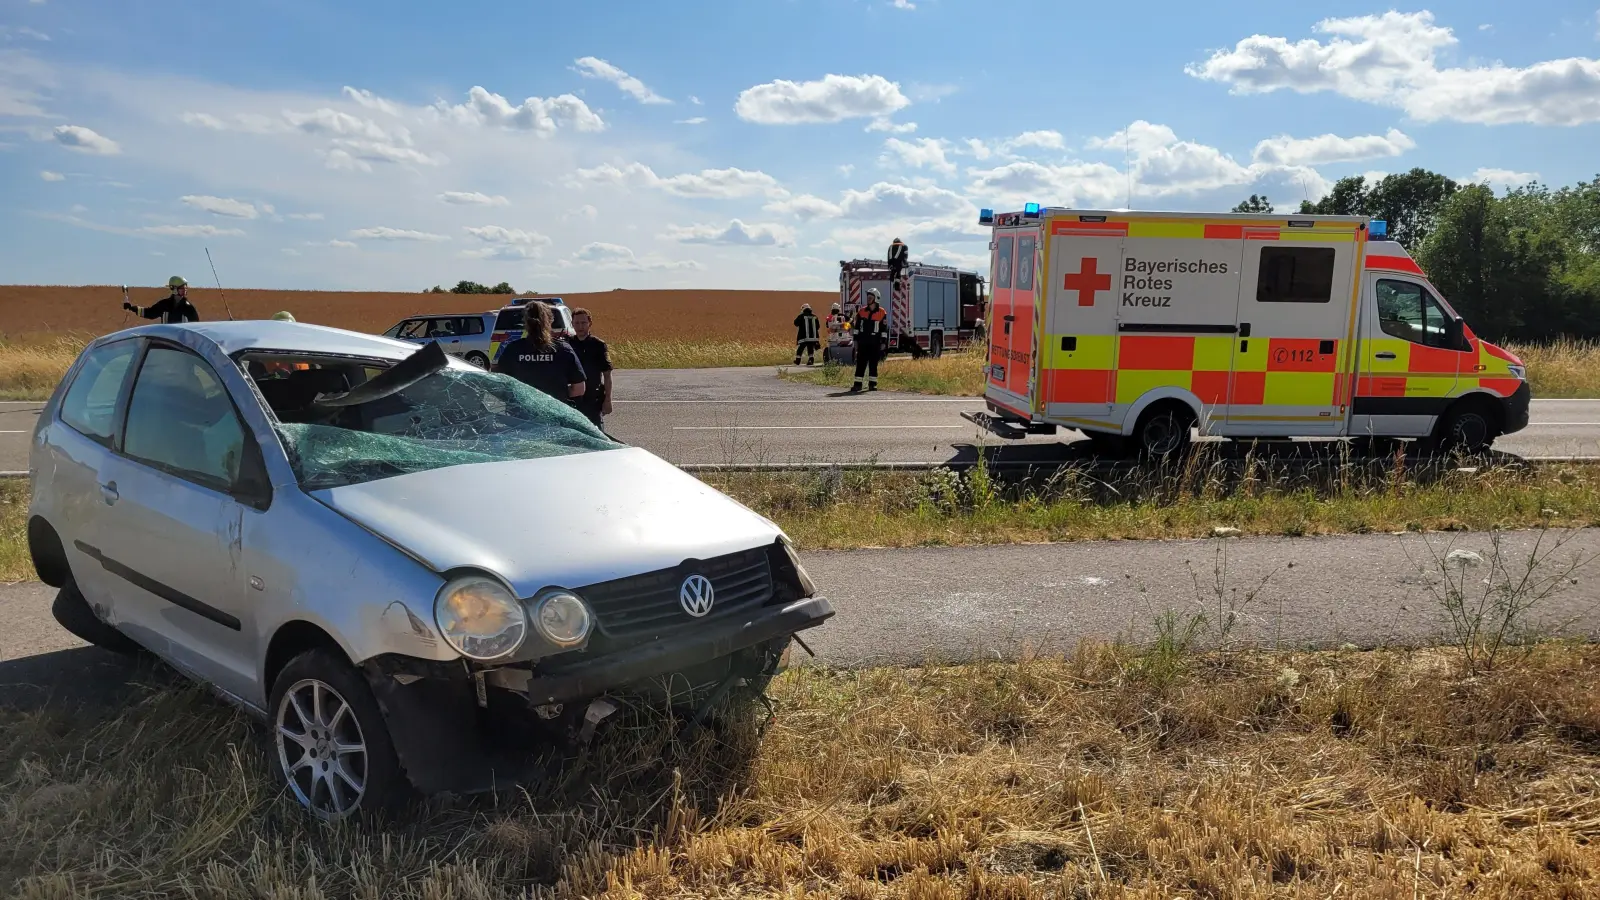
[
  {"x1": 1023, "y1": 202, "x2": 1042, "y2": 217},
  {"x1": 978, "y1": 208, "x2": 995, "y2": 225},
  {"x1": 1369, "y1": 219, "x2": 1388, "y2": 238}
]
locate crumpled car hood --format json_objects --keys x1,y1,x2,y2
[{"x1": 312, "y1": 447, "x2": 782, "y2": 596}]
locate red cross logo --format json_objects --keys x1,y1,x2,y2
[{"x1": 1063, "y1": 257, "x2": 1112, "y2": 307}]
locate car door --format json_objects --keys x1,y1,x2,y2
[
  {"x1": 1352, "y1": 276, "x2": 1468, "y2": 437},
  {"x1": 91, "y1": 342, "x2": 262, "y2": 700},
  {"x1": 41, "y1": 338, "x2": 142, "y2": 615}
]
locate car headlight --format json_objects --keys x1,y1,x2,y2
[
  {"x1": 533, "y1": 590, "x2": 593, "y2": 646},
  {"x1": 434, "y1": 575, "x2": 526, "y2": 660},
  {"x1": 1508, "y1": 364, "x2": 1527, "y2": 380},
  {"x1": 780, "y1": 536, "x2": 818, "y2": 597}
]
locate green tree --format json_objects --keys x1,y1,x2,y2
[
  {"x1": 1298, "y1": 176, "x2": 1369, "y2": 216},
  {"x1": 490, "y1": 281, "x2": 516, "y2": 294},
  {"x1": 425, "y1": 284, "x2": 447, "y2": 294},
  {"x1": 1367, "y1": 168, "x2": 1459, "y2": 248},
  {"x1": 1232, "y1": 194, "x2": 1274, "y2": 214},
  {"x1": 452, "y1": 280, "x2": 490, "y2": 294}
]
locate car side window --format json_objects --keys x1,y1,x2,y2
[
  {"x1": 397, "y1": 319, "x2": 428, "y2": 339},
  {"x1": 460, "y1": 316, "x2": 485, "y2": 336},
  {"x1": 59, "y1": 340, "x2": 140, "y2": 444},
  {"x1": 122, "y1": 347, "x2": 249, "y2": 491},
  {"x1": 1376, "y1": 279, "x2": 1452, "y2": 349}
]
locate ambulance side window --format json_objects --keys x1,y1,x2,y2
[
  {"x1": 1256, "y1": 247, "x2": 1335, "y2": 303},
  {"x1": 995, "y1": 236, "x2": 1014, "y2": 289},
  {"x1": 1016, "y1": 237, "x2": 1035, "y2": 291},
  {"x1": 1376, "y1": 279, "x2": 1451, "y2": 348}
]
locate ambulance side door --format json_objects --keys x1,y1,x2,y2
[
  {"x1": 1352, "y1": 274, "x2": 1463, "y2": 437},
  {"x1": 1042, "y1": 234, "x2": 1121, "y2": 422},
  {"x1": 1227, "y1": 238, "x2": 1357, "y2": 435}
]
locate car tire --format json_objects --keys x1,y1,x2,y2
[
  {"x1": 464, "y1": 352, "x2": 490, "y2": 370},
  {"x1": 51, "y1": 579, "x2": 141, "y2": 655},
  {"x1": 269, "y1": 648, "x2": 408, "y2": 820},
  {"x1": 1434, "y1": 400, "x2": 1499, "y2": 455},
  {"x1": 1132, "y1": 403, "x2": 1194, "y2": 462}
]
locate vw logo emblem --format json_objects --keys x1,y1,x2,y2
[{"x1": 679, "y1": 574, "x2": 715, "y2": 618}]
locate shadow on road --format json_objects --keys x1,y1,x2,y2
[
  {"x1": 0, "y1": 647, "x2": 156, "y2": 714},
  {"x1": 945, "y1": 438, "x2": 1533, "y2": 471}
]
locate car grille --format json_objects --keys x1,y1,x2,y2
[{"x1": 577, "y1": 546, "x2": 775, "y2": 643}]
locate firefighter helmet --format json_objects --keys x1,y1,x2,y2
[
  {"x1": 167, "y1": 275, "x2": 187, "y2": 288},
  {"x1": 271, "y1": 310, "x2": 295, "y2": 322}
]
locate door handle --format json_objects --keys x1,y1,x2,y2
[
  {"x1": 1376, "y1": 352, "x2": 1397, "y2": 360},
  {"x1": 99, "y1": 481, "x2": 118, "y2": 505}
]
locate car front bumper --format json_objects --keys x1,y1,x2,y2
[
  {"x1": 1500, "y1": 382, "x2": 1531, "y2": 435},
  {"x1": 519, "y1": 595, "x2": 834, "y2": 706}
]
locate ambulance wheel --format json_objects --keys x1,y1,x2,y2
[
  {"x1": 1435, "y1": 399, "x2": 1499, "y2": 455},
  {"x1": 1132, "y1": 403, "x2": 1194, "y2": 461}
]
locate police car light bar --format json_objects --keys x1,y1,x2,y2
[
  {"x1": 1369, "y1": 219, "x2": 1388, "y2": 238},
  {"x1": 978, "y1": 208, "x2": 994, "y2": 225},
  {"x1": 1023, "y1": 203, "x2": 1042, "y2": 217}
]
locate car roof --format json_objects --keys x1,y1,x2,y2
[{"x1": 119, "y1": 320, "x2": 423, "y2": 361}]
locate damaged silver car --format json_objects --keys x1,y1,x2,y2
[{"x1": 26, "y1": 321, "x2": 832, "y2": 818}]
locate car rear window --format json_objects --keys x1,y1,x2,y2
[{"x1": 493, "y1": 308, "x2": 524, "y2": 332}]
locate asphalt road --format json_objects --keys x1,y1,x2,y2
[
  {"x1": 5, "y1": 368, "x2": 1600, "y2": 471},
  {"x1": 5, "y1": 529, "x2": 1599, "y2": 705}
]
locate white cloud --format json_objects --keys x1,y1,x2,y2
[
  {"x1": 350, "y1": 227, "x2": 450, "y2": 242},
  {"x1": 327, "y1": 239, "x2": 358, "y2": 249},
  {"x1": 1189, "y1": 11, "x2": 1600, "y2": 125},
  {"x1": 1468, "y1": 167, "x2": 1540, "y2": 191},
  {"x1": 281, "y1": 247, "x2": 301, "y2": 256},
  {"x1": 865, "y1": 117, "x2": 917, "y2": 134},
  {"x1": 1087, "y1": 121, "x2": 1180, "y2": 157},
  {"x1": 1251, "y1": 128, "x2": 1415, "y2": 166},
  {"x1": 324, "y1": 148, "x2": 371, "y2": 172},
  {"x1": 664, "y1": 219, "x2": 796, "y2": 247},
  {"x1": 462, "y1": 225, "x2": 552, "y2": 260},
  {"x1": 838, "y1": 164, "x2": 855, "y2": 176},
  {"x1": 285, "y1": 212, "x2": 324, "y2": 221},
  {"x1": 567, "y1": 204, "x2": 599, "y2": 221},
  {"x1": 181, "y1": 195, "x2": 259, "y2": 219},
  {"x1": 571, "y1": 242, "x2": 703, "y2": 271},
  {"x1": 968, "y1": 160, "x2": 1126, "y2": 209},
  {"x1": 333, "y1": 139, "x2": 442, "y2": 167},
  {"x1": 341, "y1": 86, "x2": 400, "y2": 116},
  {"x1": 735, "y1": 74, "x2": 910, "y2": 124},
  {"x1": 837, "y1": 182, "x2": 970, "y2": 219},
  {"x1": 880, "y1": 137, "x2": 956, "y2": 175},
  {"x1": 892, "y1": 0, "x2": 916, "y2": 9},
  {"x1": 765, "y1": 193, "x2": 845, "y2": 220},
  {"x1": 572, "y1": 162, "x2": 785, "y2": 198},
  {"x1": 963, "y1": 139, "x2": 993, "y2": 160},
  {"x1": 2, "y1": 26, "x2": 50, "y2": 41},
  {"x1": 439, "y1": 190, "x2": 510, "y2": 206},
  {"x1": 141, "y1": 224, "x2": 245, "y2": 237},
  {"x1": 675, "y1": 116, "x2": 708, "y2": 125},
  {"x1": 52, "y1": 124, "x2": 120, "y2": 155},
  {"x1": 572, "y1": 56, "x2": 670, "y2": 104},
  {"x1": 437, "y1": 86, "x2": 605, "y2": 134},
  {"x1": 1005, "y1": 130, "x2": 1065, "y2": 152},
  {"x1": 283, "y1": 107, "x2": 392, "y2": 140},
  {"x1": 39, "y1": 170, "x2": 63, "y2": 181}
]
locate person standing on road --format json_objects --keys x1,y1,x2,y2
[
  {"x1": 793, "y1": 303, "x2": 821, "y2": 366},
  {"x1": 568, "y1": 307, "x2": 613, "y2": 430},
  {"x1": 125, "y1": 276, "x2": 200, "y2": 324},
  {"x1": 493, "y1": 301, "x2": 587, "y2": 405},
  {"x1": 851, "y1": 288, "x2": 888, "y2": 393}
]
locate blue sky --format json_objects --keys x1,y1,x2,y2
[{"x1": 3, "y1": 0, "x2": 1599, "y2": 292}]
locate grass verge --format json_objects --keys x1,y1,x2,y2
[
  {"x1": 4, "y1": 462, "x2": 1599, "y2": 581},
  {"x1": 0, "y1": 337, "x2": 794, "y2": 402},
  {"x1": 707, "y1": 458, "x2": 1600, "y2": 550},
  {"x1": 3, "y1": 643, "x2": 1599, "y2": 897},
  {"x1": 781, "y1": 341, "x2": 1600, "y2": 398}
]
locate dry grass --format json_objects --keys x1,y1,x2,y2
[
  {"x1": 3, "y1": 643, "x2": 1599, "y2": 897},
  {"x1": 781, "y1": 352, "x2": 989, "y2": 395},
  {"x1": 613, "y1": 339, "x2": 791, "y2": 370},
  {"x1": 1512, "y1": 339, "x2": 1600, "y2": 398},
  {"x1": 709, "y1": 458, "x2": 1600, "y2": 550},
  {"x1": 0, "y1": 481, "x2": 26, "y2": 582}
]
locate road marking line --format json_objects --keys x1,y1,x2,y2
[
  {"x1": 1527, "y1": 422, "x2": 1600, "y2": 426},
  {"x1": 617, "y1": 399, "x2": 981, "y2": 404},
  {"x1": 672, "y1": 425, "x2": 967, "y2": 431},
  {"x1": 0, "y1": 431, "x2": 27, "y2": 434}
]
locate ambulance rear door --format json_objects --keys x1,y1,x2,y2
[
  {"x1": 1225, "y1": 225, "x2": 1361, "y2": 436},
  {"x1": 986, "y1": 220, "x2": 1042, "y2": 412}
]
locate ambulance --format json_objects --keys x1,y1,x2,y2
[{"x1": 967, "y1": 206, "x2": 1530, "y2": 457}]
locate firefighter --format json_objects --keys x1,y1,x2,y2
[
  {"x1": 793, "y1": 303, "x2": 821, "y2": 366},
  {"x1": 887, "y1": 238, "x2": 908, "y2": 284},
  {"x1": 125, "y1": 276, "x2": 200, "y2": 324},
  {"x1": 851, "y1": 288, "x2": 888, "y2": 392}
]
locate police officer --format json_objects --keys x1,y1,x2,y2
[
  {"x1": 568, "y1": 307, "x2": 613, "y2": 429},
  {"x1": 125, "y1": 276, "x2": 200, "y2": 324},
  {"x1": 851, "y1": 288, "x2": 888, "y2": 392},
  {"x1": 793, "y1": 303, "x2": 821, "y2": 366},
  {"x1": 492, "y1": 301, "x2": 587, "y2": 404}
]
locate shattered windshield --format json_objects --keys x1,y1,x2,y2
[{"x1": 248, "y1": 357, "x2": 619, "y2": 490}]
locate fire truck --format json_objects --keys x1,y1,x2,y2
[
  {"x1": 834, "y1": 259, "x2": 987, "y2": 360},
  {"x1": 965, "y1": 205, "x2": 1530, "y2": 458}
]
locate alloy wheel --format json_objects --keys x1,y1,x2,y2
[{"x1": 275, "y1": 678, "x2": 368, "y2": 819}]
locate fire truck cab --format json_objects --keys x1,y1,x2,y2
[
  {"x1": 968, "y1": 205, "x2": 1530, "y2": 457},
  {"x1": 837, "y1": 259, "x2": 987, "y2": 359}
]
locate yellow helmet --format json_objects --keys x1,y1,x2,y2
[
  {"x1": 167, "y1": 275, "x2": 187, "y2": 288},
  {"x1": 270, "y1": 311, "x2": 295, "y2": 322}
]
